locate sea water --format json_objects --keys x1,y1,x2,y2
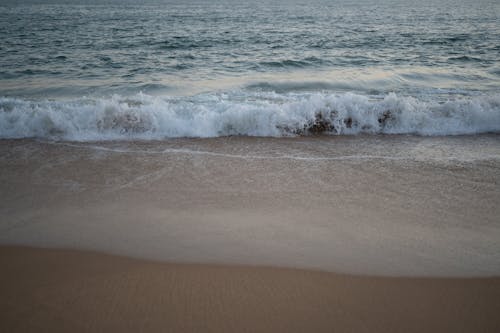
[{"x1": 1, "y1": 0, "x2": 499, "y2": 140}]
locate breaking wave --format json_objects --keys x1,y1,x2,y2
[{"x1": 1, "y1": 92, "x2": 499, "y2": 141}]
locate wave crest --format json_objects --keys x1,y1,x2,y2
[{"x1": 1, "y1": 92, "x2": 499, "y2": 141}]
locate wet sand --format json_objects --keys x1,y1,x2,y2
[
  {"x1": 1, "y1": 245, "x2": 500, "y2": 333},
  {"x1": 1, "y1": 136, "x2": 499, "y2": 276}
]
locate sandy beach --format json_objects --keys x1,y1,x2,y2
[
  {"x1": 1, "y1": 135, "x2": 500, "y2": 332},
  {"x1": 1, "y1": 136, "x2": 500, "y2": 276},
  {"x1": 2, "y1": 245, "x2": 500, "y2": 333}
]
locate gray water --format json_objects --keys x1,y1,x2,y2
[{"x1": 1, "y1": 0, "x2": 500, "y2": 139}]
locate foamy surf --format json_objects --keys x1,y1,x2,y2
[{"x1": 1, "y1": 91, "x2": 500, "y2": 141}]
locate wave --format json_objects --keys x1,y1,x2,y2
[
  {"x1": 1, "y1": 92, "x2": 500, "y2": 141},
  {"x1": 448, "y1": 56, "x2": 484, "y2": 63},
  {"x1": 245, "y1": 81, "x2": 354, "y2": 93},
  {"x1": 258, "y1": 57, "x2": 332, "y2": 69}
]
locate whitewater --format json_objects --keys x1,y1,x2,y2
[{"x1": 1, "y1": 92, "x2": 500, "y2": 140}]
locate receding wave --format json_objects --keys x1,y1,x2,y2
[{"x1": 1, "y1": 92, "x2": 499, "y2": 141}]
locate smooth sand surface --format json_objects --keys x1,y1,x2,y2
[
  {"x1": 1, "y1": 246, "x2": 500, "y2": 333},
  {"x1": 1, "y1": 136, "x2": 500, "y2": 276}
]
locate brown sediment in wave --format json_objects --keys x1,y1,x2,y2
[{"x1": 283, "y1": 109, "x2": 394, "y2": 135}]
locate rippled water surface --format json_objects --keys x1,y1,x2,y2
[{"x1": 0, "y1": 0, "x2": 499, "y2": 139}]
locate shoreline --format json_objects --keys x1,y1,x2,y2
[
  {"x1": 1, "y1": 136, "x2": 500, "y2": 276},
  {"x1": 2, "y1": 245, "x2": 500, "y2": 333}
]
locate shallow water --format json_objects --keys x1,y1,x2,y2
[{"x1": 1, "y1": 136, "x2": 500, "y2": 276}]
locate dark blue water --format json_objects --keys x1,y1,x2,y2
[{"x1": 1, "y1": 0, "x2": 500, "y2": 139}]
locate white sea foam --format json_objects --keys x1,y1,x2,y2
[{"x1": 1, "y1": 92, "x2": 499, "y2": 141}]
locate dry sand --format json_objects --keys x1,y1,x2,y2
[{"x1": 1, "y1": 245, "x2": 500, "y2": 333}]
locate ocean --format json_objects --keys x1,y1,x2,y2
[{"x1": 1, "y1": 0, "x2": 499, "y2": 140}]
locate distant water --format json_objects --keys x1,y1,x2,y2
[{"x1": 1, "y1": 0, "x2": 500, "y2": 140}]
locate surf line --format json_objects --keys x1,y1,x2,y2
[{"x1": 41, "y1": 140, "x2": 500, "y2": 163}]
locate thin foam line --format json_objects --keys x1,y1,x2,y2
[{"x1": 45, "y1": 141, "x2": 500, "y2": 162}]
